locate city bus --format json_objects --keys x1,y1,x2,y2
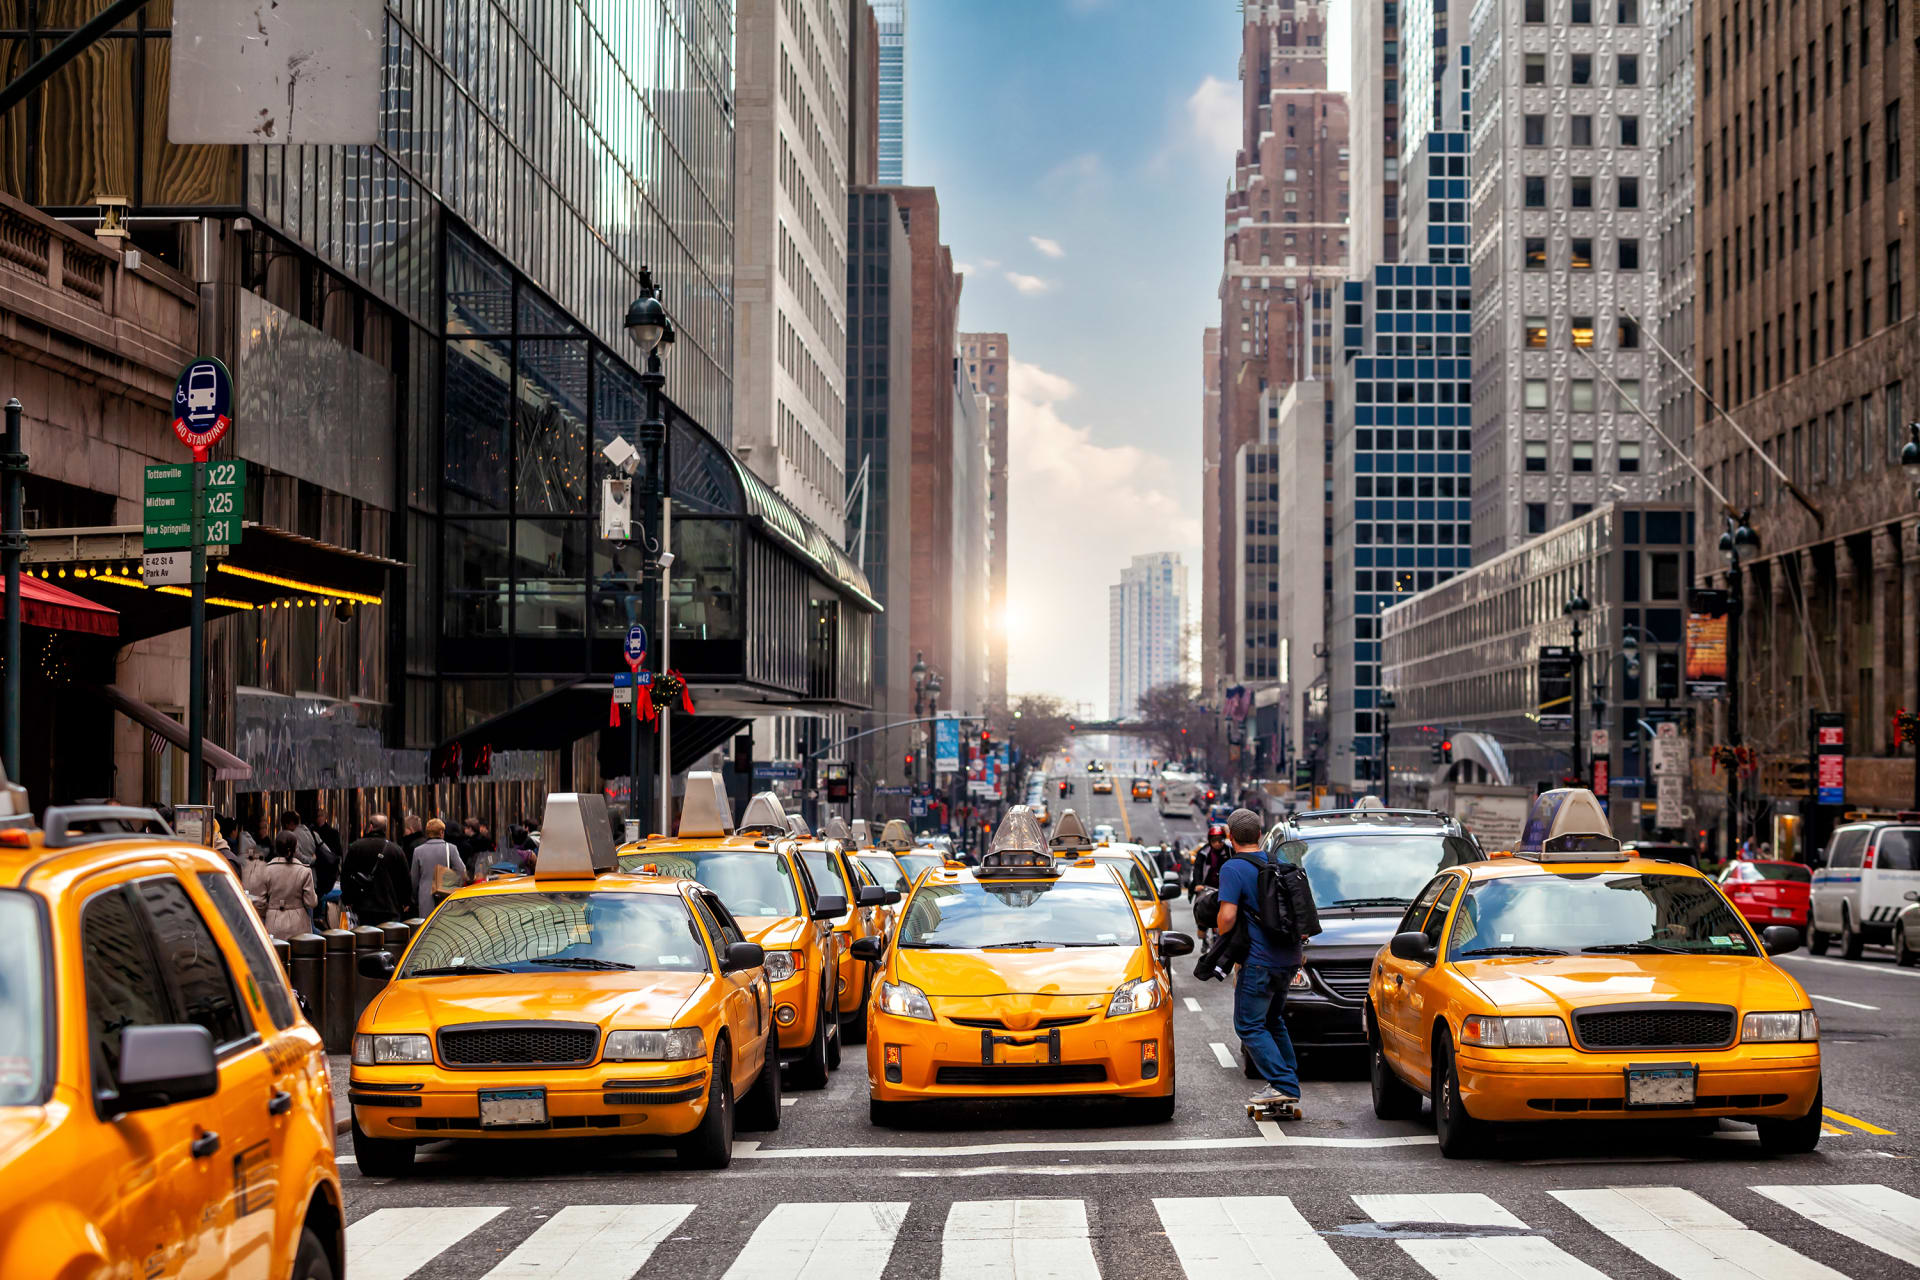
[{"x1": 1157, "y1": 771, "x2": 1204, "y2": 818}]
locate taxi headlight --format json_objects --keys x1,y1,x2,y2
[
  {"x1": 876, "y1": 979, "x2": 934, "y2": 1020},
  {"x1": 1460, "y1": 1015, "x2": 1569, "y2": 1048},
  {"x1": 762, "y1": 949, "x2": 802, "y2": 982},
  {"x1": 604, "y1": 1027, "x2": 707, "y2": 1061},
  {"x1": 1107, "y1": 977, "x2": 1165, "y2": 1018},
  {"x1": 352, "y1": 1033, "x2": 432, "y2": 1065},
  {"x1": 1742, "y1": 1010, "x2": 1819, "y2": 1042}
]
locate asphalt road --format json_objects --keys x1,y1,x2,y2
[{"x1": 338, "y1": 767, "x2": 1920, "y2": 1279}]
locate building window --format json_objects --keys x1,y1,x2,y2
[
  {"x1": 1572, "y1": 503, "x2": 1594, "y2": 518},
  {"x1": 1890, "y1": 242, "x2": 1903, "y2": 323},
  {"x1": 1890, "y1": 102, "x2": 1904, "y2": 182},
  {"x1": 1616, "y1": 378, "x2": 1642, "y2": 409},
  {"x1": 1526, "y1": 316, "x2": 1549, "y2": 346},
  {"x1": 1525, "y1": 237, "x2": 1547, "y2": 268},
  {"x1": 1525, "y1": 378, "x2": 1549, "y2": 409},
  {"x1": 1572, "y1": 316, "x2": 1596, "y2": 347},
  {"x1": 1526, "y1": 0, "x2": 1545, "y2": 18},
  {"x1": 1618, "y1": 0, "x2": 1639, "y2": 19},
  {"x1": 1572, "y1": 175, "x2": 1594, "y2": 207},
  {"x1": 1572, "y1": 442, "x2": 1595, "y2": 472},
  {"x1": 1618, "y1": 238, "x2": 1641, "y2": 269},
  {"x1": 1573, "y1": 53, "x2": 1594, "y2": 83},
  {"x1": 1571, "y1": 238, "x2": 1594, "y2": 269},
  {"x1": 1525, "y1": 174, "x2": 1547, "y2": 207},
  {"x1": 1617, "y1": 54, "x2": 1640, "y2": 84},
  {"x1": 1618, "y1": 115, "x2": 1640, "y2": 146},
  {"x1": 1571, "y1": 379, "x2": 1597, "y2": 412},
  {"x1": 1526, "y1": 52, "x2": 1547, "y2": 83},
  {"x1": 1572, "y1": 0, "x2": 1592, "y2": 19},
  {"x1": 1526, "y1": 441, "x2": 1549, "y2": 471},
  {"x1": 1617, "y1": 316, "x2": 1641, "y2": 347},
  {"x1": 1890, "y1": 381, "x2": 1906, "y2": 463},
  {"x1": 1525, "y1": 114, "x2": 1546, "y2": 146},
  {"x1": 1527, "y1": 503, "x2": 1548, "y2": 534},
  {"x1": 1619, "y1": 441, "x2": 1643, "y2": 471},
  {"x1": 1617, "y1": 175, "x2": 1640, "y2": 207},
  {"x1": 1573, "y1": 115, "x2": 1594, "y2": 146}
]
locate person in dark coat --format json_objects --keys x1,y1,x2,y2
[{"x1": 342, "y1": 814, "x2": 411, "y2": 925}]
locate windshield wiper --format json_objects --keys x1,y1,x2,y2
[
  {"x1": 1456, "y1": 945, "x2": 1569, "y2": 958},
  {"x1": 981, "y1": 940, "x2": 1061, "y2": 949},
  {"x1": 900, "y1": 941, "x2": 963, "y2": 949},
  {"x1": 1580, "y1": 942, "x2": 1694, "y2": 955},
  {"x1": 527, "y1": 956, "x2": 638, "y2": 970},
  {"x1": 1327, "y1": 896, "x2": 1414, "y2": 908},
  {"x1": 406, "y1": 964, "x2": 510, "y2": 976}
]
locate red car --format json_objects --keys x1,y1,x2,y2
[{"x1": 1719, "y1": 859, "x2": 1814, "y2": 930}]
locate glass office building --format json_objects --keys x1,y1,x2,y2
[{"x1": 872, "y1": 0, "x2": 908, "y2": 183}]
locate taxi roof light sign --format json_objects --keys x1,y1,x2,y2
[
  {"x1": 979, "y1": 804, "x2": 1061, "y2": 876},
  {"x1": 1515, "y1": 787, "x2": 1624, "y2": 858},
  {"x1": 536, "y1": 792, "x2": 617, "y2": 879},
  {"x1": 676, "y1": 771, "x2": 735, "y2": 839},
  {"x1": 850, "y1": 818, "x2": 872, "y2": 847},
  {"x1": 1047, "y1": 808, "x2": 1094, "y2": 853},
  {"x1": 876, "y1": 818, "x2": 914, "y2": 852},
  {"x1": 739, "y1": 791, "x2": 789, "y2": 835},
  {"x1": 785, "y1": 814, "x2": 812, "y2": 839},
  {"x1": 820, "y1": 816, "x2": 853, "y2": 842}
]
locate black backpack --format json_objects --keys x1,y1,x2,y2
[{"x1": 1231, "y1": 849, "x2": 1323, "y2": 940}]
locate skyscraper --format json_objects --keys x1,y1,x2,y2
[
  {"x1": 961, "y1": 333, "x2": 1011, "y2": 714},
  {"x1": 1110, "y1": 554, "x2": 1190, "y2": 720},
  {"x1": 873, "y1": 0, "x2": 908, "y2": 183}
]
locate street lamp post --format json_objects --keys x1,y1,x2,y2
[
  {"x1": 1718, "y1": 511, "x2": 1759, "y2": 858},
  {"x1": 1, "y1": 398, "x2": 23, "y2": 781},
  {"x1": 1565, "y1": 591, "x2": 1591, "y2": 785},
  {"x1": 1901, "y1": 423, "x2": 1920, "y2": 810},
  {"x1": 1378, "y1": 690, "x2": 1396, "y2": 804},
  {"x1": 624, "y1": 268, "x2": 675, "y2": 835}
]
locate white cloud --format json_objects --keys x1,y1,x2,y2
[
  {"x1": 981, "y1": 257, "x2": 1002, "y2": 269},
  {"x1": 1184, "y1": 76, "x2": 1241, "y2": 164},
  {"x1": 954, "y1": 260, "x2": 976, "y2": 275},
  {"x1": 1005, "y1": 271, "x2": 1053, "y2": 295},
  {"x1": 1029, "y1": 235, "x2": 1066, "y2": 259},
  {"x1": 1040, "y1": 151, "x2": 1109, "y2": 201}
]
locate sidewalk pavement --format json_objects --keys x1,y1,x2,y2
[{"x1": 329, "y1": 1054, "x2": 350, "y2": 1134}]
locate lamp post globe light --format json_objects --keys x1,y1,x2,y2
[
  {"x1": 1565, "y1": 591, "x2": 1591, "y2": 785},
  {"x1": 1903, "y1": 424, "x2": 1920, "y2": 808},
  {"x1": 1717, "y1": 511, "x2": 1758, "y2": 858},
  {"x1": 621, "y1": 267, "x2": 674, "y2": 835},
  {"x1": 1378, "y1": 689, "x2": 1397, "y2": 804}
]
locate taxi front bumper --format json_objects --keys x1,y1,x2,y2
[
  {"x1": 1454, "y1": 1044, "x2": 1821, "y2": 1122},
  {"x1": 350, "y1": 1061, "x2": 711, "y2": 1140},
  {"x1": 866, "y1": 1006, "x2": 1175, "y2": 1102}
]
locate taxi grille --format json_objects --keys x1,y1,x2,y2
[
  {"x1": 1572, "y1": 1005, "x2": 1736, "y2": 1051},
  {"x1": 438, "y1": 1023, "x2": 599, "y2": 1067},
  {"x1": 946, "y1": 1015, "x2": 1091, "y2": 1030},
  {"x1": 1309, "y1": 961, "x2": 1371, "y2": 1003},
  {"x1": 935, "y1": 1065, "x2": 1107, "y2": 1086}
]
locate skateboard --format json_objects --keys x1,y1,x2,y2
[{"x1": 1247, "y1": 1096, "x2": 1304, "y2": 1121}]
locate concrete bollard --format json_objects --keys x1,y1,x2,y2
[
  {"x1": 321, "y1": 929, "x2": 356, "y2": 1052},
  {"x1": 272, "y1": 936, "x2": 291, "y2": 977},
  {"x1": 380, "y1": 920, "x2": 411, "y2": 955},
  {"x1": 403, "y1": 917, "x2": 426, "y2": 942},
  {"x1": 289, "y1": 933, "x2": 325, "y2": 1030},
  {"x1": 351, "y1": 925, "x2": 388, "y2": 1023}
]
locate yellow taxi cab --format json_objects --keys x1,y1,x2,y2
[
  {"x1": 350, "y1": 786, "x2": 781, "y2": 1173},
  {"x1": 1050, "y1": 813, "x2": 1180, "y2": 950},
  {"x1": 1131, "y1": 778, "x2": 1154, "y2": 802},
  {"x1": 878, "y1": 820, "x2": 945, "y2": 884},
  {"x1": 856, "y1": 805, "x2": 1193, "y2": 1125},
  {"x1": 1368, "y1": 788, "x2": 1823, "y2": 1158},
  {"x1": 0, "y1": 782, "x2": 343, "y2": 1280},
  {"x1": 807, "y1": 817, "x2": 899, "y2": 1043},
  {"x1": 1034, "y1": 798, "x2": 1053, "y2": 827},
  {"x1": 1091, "y1": 776, "x2": 1114, "y2": 794},
  {"x1": 617, "y1": 781, "x2": 846, "y2": 1088}
]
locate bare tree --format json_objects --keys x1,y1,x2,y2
[{"x1": 1003, "y1": 694, "x2": 1076, "y2": 769}]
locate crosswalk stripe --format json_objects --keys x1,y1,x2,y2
[
  {"x1": 722, "y1": 1201, "x2": 909, "y2": 1280},
  {"x1": 943, "y1": 1199, "x2": 1099, "y2": 1279},
  {"x1": 1353, "y1": 1193, "x2": 1609, "y2": 1280},
  {"x1": 347, "y1": 1207, "x2": 505, "y2": 1280},
  {"x1": 1155, "y1": 1196, "x2": 1355, "y2": 1278},
  {"x1": 1210, "y1": 1042, "x2": 1235, "y2": 1068},
  {"x1": 480, "y1": 1204, "x2": 693, "y2": 1280},
  {"x1": 1753, "y1": 1183, "x2": 1920, "y2": 1268},
  {"x1": 1551, "y1": 1186, "x2": 1844, "y2": 1279}
]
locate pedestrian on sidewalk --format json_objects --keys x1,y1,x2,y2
[
  {"x1": 1215, "y1": 807, "x2": 1316, "y2": 1115},
  {"x1": 343, "y1": 814, "x2": 411, "y2": 925},
  {"x1": 409, "y1": 818, "x2": 468, "y2": 918},
  {"x1": 260, "y1": 832, "x2": 319, "y2": 941}
]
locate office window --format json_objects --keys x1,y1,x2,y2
[
  {"x1": 1617, "y1": 54, "x2": 1639, "y2": 84},
  {"x1": 1890, "y1": 381, "x2": 1906, "y2": 463},
  {"x1": 1617, "y1": 316, "x2": 1641, "y2": 347},
  {"x1": 1572, "y1": 175, "x2": 1593, "y2": 207},
  {"x1": 1573, "y1": 0, "x2": 1592, "y2": 20},
  {"x1": 1525, "y1": 378, "x2": 1549, "y2": 409},
  {"x1": 1571, "y1": 238, "x2": 1594, "y2": 269},
  {"x1": 1526, "y1": 52, "x2": 1548, "y2": 83},
  {"x1": 1573, "y1": 53, "x2": 1594, "y2": 84},
  {"x1": 1619, "y1": 0, "x2": 1638, "y2": 19},
  {"x1": 1525, "y1": 316, "x2": 1549, "y2": 347},
  {"x1": 1525, "y1": 114, "x2": 1547, "y2": 146},
  {"x1": 1525, "y1": 236, "x2": 1547, "y2": 268},
  {"x1": 1526, "y1": 0, "x2": 1545, "y2": 19},
  {"x1": 1890, "y1": 242, "x2": 1902, "y2": 323},
  {"x1": 1619, "y1": 441, "x2": 1642, "y2": 472},
  {"x1": 1526, "y1": 441, "x2": 1549, "y2": 471},
  {"x1": 1572, "y1": 442, "x2": 1595, "y2": 472},
  {"x1": 1571, "y1": 379, "x2": 1596, "y2": 411},
  {"x1": 1619, "y1": 115, "x2": 1640, "y2": 146},
  {"x1": 1890, "y1": 102, "x2": 1903, "y2": 182},
  {"x1": 1527, "y1": 503, "x2": 1548, "y2": 534},
  {"x1": 1618, "y1": 238, "x2": 1642, "y2": 269},
  {"x1": 1572, "y1": 316, "x2": 1596, "y2": 347},
  {"x1": 1573, "y1": 115, "x2": 1594, "y2": 146},
  {"x1": 1616, "y1": 378, "x2": 1642, "y2": 409},
  {"x1": 1617, "y1": 176, "x2": 1641, "y2": 208},
  {"x1": 1525, "y1": 175, "x2": 1547, "y2": 207}
]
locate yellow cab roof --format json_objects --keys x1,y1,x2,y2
[
  {"x1": 448, "y1": 866, "x2": 698, "y2": 898},
  {"x1": 922, "y1": 858, "x2": 1129, "y2": 892},
  {"x1": 1463, "y1": 851, "x2": 1712, "y2": 884},
  {"x1": 0, "y1": 824, "x2": 223, "y2": 896}
]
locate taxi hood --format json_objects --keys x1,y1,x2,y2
[
  {"x1": 738, "y1": 915, "x2": 812, "y2": 951},
  {"x1": 894, "y1": 945, "x2": 1147, "y2": 997},
  {"x1": 1458, "y1": 954, "x2": 1808, "y2": 1014},
  {"x1": 367, "y1": 970, "x2": 707, "y2": 1032}
]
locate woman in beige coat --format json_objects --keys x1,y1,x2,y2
[{"x1": 260, "y1": 831, "x2": 319, "y2": 941}]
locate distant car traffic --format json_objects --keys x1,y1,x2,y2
[
  {"x1": 1092, "y1": 776, "x2": 1114, "y2": 794},
  {"x1": 1131, "y1": 778, "x2": 1153, "y2": 801},
  {"x1": 1719, "y1": 859, "x2": 1812, "y2": 932},
  {"x1": 1809, "y1": 819, "x2": 1920, "y2": 957}
]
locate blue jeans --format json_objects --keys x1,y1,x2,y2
[{"x1": 1233, "y1": 963, "x2": 1301, "y2": 1095}]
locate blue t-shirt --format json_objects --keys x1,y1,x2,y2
[{"x1": 1218, "y1": 852, "x2": 1303, "y2": 970}]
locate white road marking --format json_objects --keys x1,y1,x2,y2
[
  {"x1": 722, "y1": 1201, "x2": 909, "y2": 1280},
  {"x1": 347, "y1": 1207, "x2": 505, "y2": 1280},
  {"x1": 1776, "y1": 954, "x2": 1920, "y2": 977},
  {"x1": 1754, "y1": 1184, "x2": 1920, "y2": 1268},
  {"x1": 1354, "y1": 1193, "x2": 1609, "y2": 1280},
  {"x1": 782, "y1": 1096, "x2": 799, "y2": 1106},
  {"x1": 942, "y1": 1199, "x2": 1099, "y2": 1279},
  {"x1": 1184, "y1": 996, "x2": 1204, "y2": 1012},
  {"x1": 1156, "y1": 1196, "x2": 1356, "y2": 1279},
  {"x1": 1807, "y1": 992, "x2": 1880, "y2": 1010},
  {"x1": 1210, "y1": 1042, "x2": 1236, "y2": 1068},
  {"x1": 1552, "y1": 1186, "x2": 1845, "y2": 1280},
  {"x1": 481, "y1": 1204, "x2": 693, "y2": 1280}
]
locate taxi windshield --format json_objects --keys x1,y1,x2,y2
[
  {"x1": 1449, "y1": 873, "x2": 1759, "y2": 958},
  {"x1": 399, "y1": 892, "x2": 710, "y2": 975},
  {"x1": 619, "y1": 850, "x2": 800, "y2": 917},
  {"x1": 898, "y1": 880, "x2": 1140, "y2": 948},
  {"x1": 798, "y1": 848, "x2": 852, "y2": 903},
  {"x1": 1287, "y1": 832, "x2": 1482, "y2": 908},
  {"x1": 855, "y1": 853, "x2": 910, "y2": 893},
  {"x1": 0, "y1": 892, "x2": 49, "y2": 1105},
  {"x1": 1061, "y1": 854, "x2": 1154, "y2": 901},
  {"x1": 897, "y1": 851, "x2": 943, "y2": 881}
]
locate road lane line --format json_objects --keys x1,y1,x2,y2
[
  {"x1": 1551, "y1": 1186, "x2": 1844, "y2": 1280},
  {"x1": 731, "y1": 1132, "x2": 1436, "y2": 1158},
  {"x1": 1807, "y1": 993, "x2": 1880, "y2": 1009},
  {"x1": 1821, "y1": 1106, "x2": 1896, "y2": 1135},
  {"x1": 722, "y1": 1201, "x2": 908, "y2": 1280},
  {"x1": 942, "y1": 1199, "x2": 1099, "y2": 1279},
  {"x1": 480, "y1": 1204, "x2": 693, "y2": 1280},
  {"x1": 1184, "y1": 996, "x2": 1204, "y2": 1012},
  {"x1": 1752, "y1": 1184, "x2": 1920, "y2": 1268},
  {"x1": 347, "y1": 1207, "x2": 505, "y2": 1280},
  {"x1": 1355, "y1": 1193, "x2": 1609, "y2": 1280},
  {"x1": 1155, "y1": 1196, "x2": 1355, "y2": 1279},
  {"x1": 1210, "y1": 1042, "x2": 1236, "y2": 1068}
]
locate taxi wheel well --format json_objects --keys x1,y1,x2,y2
[{"x1": 303, "y1": 1187, "x2": 344, "y2": 1279}]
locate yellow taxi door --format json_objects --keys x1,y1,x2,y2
[
  {"x1": 1389, "y1": 876, "x2": 1463, "y2": 1088},
  {"x1": 75, "y1": 875, "x2": 228, "y2": 1279},
  {"x1": 1374, "y1": 875, "x2": 1449, "y2": 1077},
  {"x1": 692, "y1": 891, "x2": 764, "y2": 1080}
]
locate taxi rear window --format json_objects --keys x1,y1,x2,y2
[
  {"x1": 400, "y1": 893, "x2": 710, "y2": 975},
  {"x1": 0, "y1": 891, "x2": 49, "y2": 1105},
  {"x1": 621, "y1": 850, "x2": 800, "y2": 917}
]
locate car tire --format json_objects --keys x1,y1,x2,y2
[
  {"x1": 869, "y1": 1096, "x2": 910, "y2": 1127},
  {"x1": 737, "y1": 1041, "x2": 782, "y2": 1132},
  {"x1": 1370, "y1": 1030, "x2": 1422, "y2": 1121},
  {"x1": 350, "y1": 1114, "x2": 415, "y2": 1178},
  {"x1": 1431, "y1": 1033, "x2": 1485, "y2": 1159},
  {"x1": 1896, "y1": 928, "x2": 1918, "y2": 968},
  {"x1": 1808, "y1": 926, "x2": 1831, "y2": 955},
  {"x1": 292, "y1": 1227, "x2": 335, "y2": 1280},
  {"x1": 677, "y1": 1049, "x2": 734, "y2": 1169},
  {"x1": 1841, "y1": 910, "x2": 1865, "y2": 960},
  {"x1": 1134, "y1": 1091, "x2": 1178, "y2": 1123},
  {"x1": 791, "y1": 988, "x2": 832, "y2": 1089},
  {"x1": 1757, "y1": 1083, "x2": 1824, "y2": 1156}
]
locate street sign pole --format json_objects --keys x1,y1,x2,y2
[{"x1": 188, "y1": 455, "x2": 206, "y2": 802}]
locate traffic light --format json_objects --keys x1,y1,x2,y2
[
  {"x1": 1441, "y1": 738, "x2": 1453, "y2": 763},
  {"x1": 904, "y1": 751, "x2": 915, "y2": 772},
  {"x1": 1430, "y1": 743, "x2": 1443, "y2": 765}
]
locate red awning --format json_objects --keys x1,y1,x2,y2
[{"x1": 5, "y1": 576, "x2": 118, "y2": 637}]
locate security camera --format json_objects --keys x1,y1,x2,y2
[{"x1": 601, "y1": 435, "x2": 640, "y2": 476}]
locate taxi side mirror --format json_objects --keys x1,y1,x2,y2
[
  {"x1": 811, "y1": 894, "x2": 848, "y2": 921},
  {"x1": 358, "y1": 950, "x2": 397, "y2": 980},
  {"x1": 1158, "y1": 931, "x2": 1195, "y2": 959},
  {"x1": 1158, "y1": 880, "x2": 1181, "y2": 900},
  {"x1": 1760, "y1": 925, "x2": 1802, "y2": 955},
  {"x1": 849, "y1": 935, "x2": 886, "y2": 963},
  {"x1": 856, "y1": 885, "x2": 888, "y2": 908},
  {"x1": 723, "y1": 941, "x2": 766, "y2": 972},
  {"x1": 884, "y1": 889, "x2": 902, "y2": 905},
  {"x1": 111, "y1": 1024, "x2": 218, "y2": 1114},
  {"x1": 1389, "y1": 931, "x2": 1437, "y2": 963}
]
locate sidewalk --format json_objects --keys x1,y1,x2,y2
[{"x1": 329, "y1": 1054, "x2": 350, "y2": 1134}]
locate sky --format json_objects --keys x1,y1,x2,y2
[{"x1": 906, "y1": 0, "x2": 1351, "y2": 713}]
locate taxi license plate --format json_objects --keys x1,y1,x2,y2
[
  {"x1": 478, "y1": 1087, "x2": 547, "y2": 1127},
  {"x1": 1624, "y1": 1065, "x2": 1696, "y2": 1109},
  {"x1": 1772, "y1": 907, "x2": 1794, "y2": 918},
  {"x1": 994, "y1": 1040, "x2": 1053, "y2": 1066}
]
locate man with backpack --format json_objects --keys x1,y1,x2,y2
[
  {"x1": 343, "y1": 814, "x2": 411, "y2": 925},
  {"x1": 1215, "y1": 807, "x2": 1320, "y2": 1116}
]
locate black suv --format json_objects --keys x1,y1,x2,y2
[{"x1": 1251, "y1": 805, "x2": 1485, "y2": 1059}]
